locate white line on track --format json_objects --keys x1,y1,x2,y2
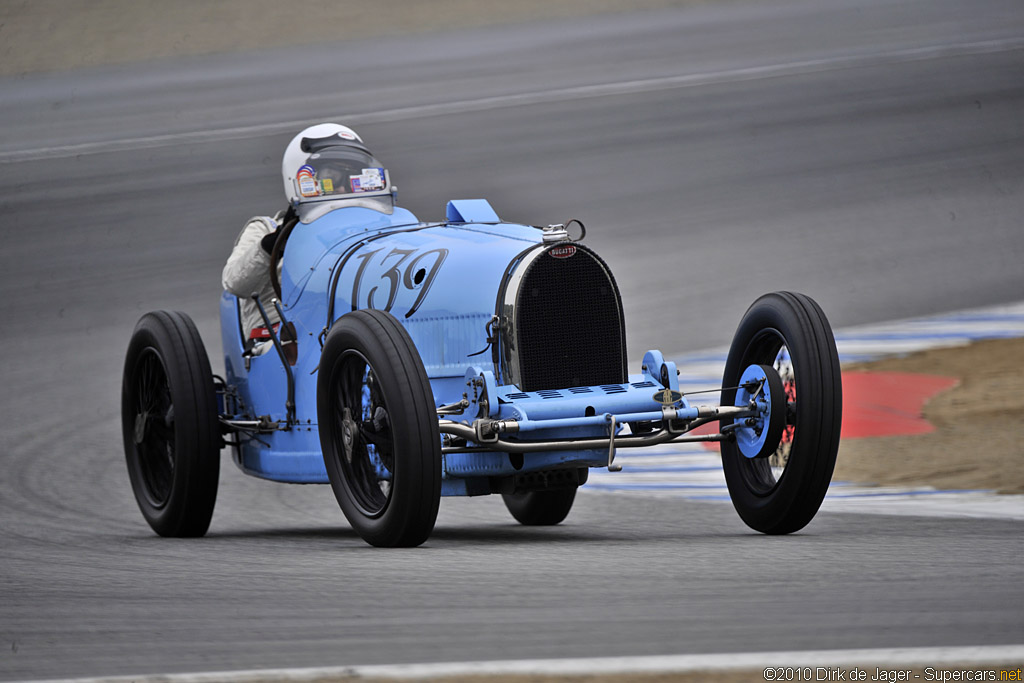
[
  {"x1": 26, "y1": 645, "x2": 1024, "y2": 682},
  {"x1": 2, "y1": 37, "x2": 1023, "y2": 164}
]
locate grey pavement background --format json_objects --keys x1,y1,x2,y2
[{"x1": 0, "y1": 0, "x2": 1022, "y2": 679}]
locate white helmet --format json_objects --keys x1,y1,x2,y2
[{"x1": 281, "y1": 123, "x2": 393, "y2": 220}]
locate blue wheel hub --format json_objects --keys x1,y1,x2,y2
[{"x1": 733, "y1": 364, "x2": 785, "y2": 459}]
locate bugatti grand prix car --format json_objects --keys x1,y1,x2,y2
[{"x1": 122, "y1": 198, "x2": 842, "y2": 547}]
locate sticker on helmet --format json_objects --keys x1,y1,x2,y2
[
  {"x1": 350, "y1": 168, "x2": 385, "y2": 193},
  {"x1": 297, "y1": 165, "x2": 319, "y2": 198}
]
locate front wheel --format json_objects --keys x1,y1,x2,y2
[
  {"x1": 121, "y1": 311, "x2": 220, "y2": 537},
  {"x1": 317, "y1": 309, "x2": 441, "y2": 547},
  {"x1": 721, "y1": 292, "x2": 842, "y2": 534}
]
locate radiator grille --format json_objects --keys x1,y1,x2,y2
[{"x1": 514, "y1": 246, "x2": 626, "y2": 391}]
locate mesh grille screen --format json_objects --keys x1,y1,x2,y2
[{"x1": 515, "y1": 248, "x2": 625, "y2": 391}]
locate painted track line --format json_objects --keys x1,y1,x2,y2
[
  {"x1": 26, "y1": 645, "x2": 1024, "y2": 682},
  {"x1": 2, "y1": 37, "x2": 1023, "y2": 163}
]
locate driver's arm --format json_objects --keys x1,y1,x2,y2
[{"x1": 222, "y1": 216, "x2": 277, "y2": 297}]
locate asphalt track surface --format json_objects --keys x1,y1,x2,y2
[{"x1": 1, "y1": 0, "x2": 1023, "y2": 679}]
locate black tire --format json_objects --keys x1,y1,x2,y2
[
  {"x1": 317, "y1": 309, "x2": 441, "y2": 547},
  {"x1": 121, "y1": 311, "x2": 220, "y2": 537},
  {"x1": 502, "y1": 488, "x2": 577, "y2": 526},
  {"x1": 721, "y1": 292, "x2": 842, "y2": 534}
]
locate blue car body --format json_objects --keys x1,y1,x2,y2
[
  {"x1": 124, "y1": 185, "x2": 839, "y2": 546},
  {"x1": 217, "y1": 199, "x2": 703, "y2": 494}
]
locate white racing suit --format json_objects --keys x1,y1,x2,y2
[{"x1": 222, "y1": 216, "x2": 283, "y2": 354}]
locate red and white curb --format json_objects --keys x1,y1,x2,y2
[{"x1": 586, "y1": 300, "x2": 1024, "y2": 520}]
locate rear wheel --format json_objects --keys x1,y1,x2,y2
[
  {"x1": 721, "y1": 292, "x2": 842, "y2": 534},
  {"x1": 502, "y1": 488, "x2": 577, "y2": 526},
  {"x1": 121, "y1": 311, "x2": 220, "y2": 537},
  {"x1": 318, "y1": 309, "x2": 441, "y2": 547}
]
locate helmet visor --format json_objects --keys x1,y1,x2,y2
[{"x1": 293, "y1": 147, "x2": 390, "y2": 200}]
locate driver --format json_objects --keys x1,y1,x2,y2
[{"x1": 222, "y1": 123, "x2": 391, "y2": 352}]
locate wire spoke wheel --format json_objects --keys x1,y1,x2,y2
[{"x1": 721, "y1": 292, "x2": 842, "y2": 535}]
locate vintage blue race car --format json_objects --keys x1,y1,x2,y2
[{"x1": 121, "y1": 196, "x2": 842, "y2": 547}]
